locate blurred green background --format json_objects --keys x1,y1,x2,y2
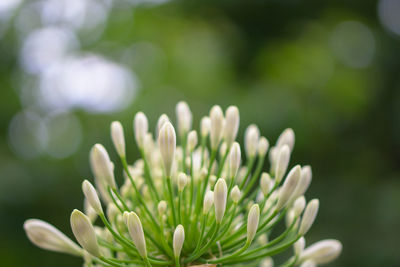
[{"x1": 1, "y1": 0, "x2": 399, "y2": 266}]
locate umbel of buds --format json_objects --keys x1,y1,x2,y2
[{"x1": 24, "y1": 102, "x2": 341, "y2": 267}]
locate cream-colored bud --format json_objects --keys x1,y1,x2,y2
[
  {"x1": 158, "y1": 201, "x2": 167, "y2": 215},
  {"x1": 219, "y1": 142, "x2": 227, "y2": 157},
  {"x1": 70, "y1": 209, "x2": 100, "y2": 257},
  {"x1": 82, "y1": 180, "x2": 103, "y2": 215},
  {"x1": 294, "y1": 237, "x2": 306, "y2": 255},
  {"x1": 258, "y1": 137, "x2": 269, "y2": 157},
  {"x1": 260, "y1": 172, "x2": 271, "y2": 196},
  {"x1": 231, "y1": 185, "x2": 241, "y2": 203},
  {"x1": 158, "y1": 122, "x2": 176, "y2": 177},
  {"x1": 275, "y1": 145, "x2": 290, "y2": 183},
  {"x1": 300, "y1": 260, "x2": 316, "y2": 267},
  {"x1": 293, "y1": 196, "x2": 306, "y2": 217},
  {"x1": 245, "y1": 124, "x2": 260, "y2": 158},
  {"x1": 134, "y1": 112, "x2": 148, "y2": 149},
  {"x1": 229, "y1": 142, "x2": 241, "y2": 178},
  {"x1": 178, "y1": 172, "x2": 188, "y2": 191},
  {"x1": 292, "y1": 166, "x2": 312, "y2": 200},
  {"x1": 24, "y1": 219, "x2": 82, "y2": 256},
  {"x1": 84, "y1": 198, "x2": 97, "y2": 222},
  {"x1": 126, "y1": 212, "x2": 147, "y2": 258},
  {"x1": 260, "y1": 257, "x2": 274, "y2": 267},
  {"x1": 209, "y1": 105, "x2": 224, "y2": 149},
  {"x1": 156, "y1": 114, "x2": 170, "y2": 137},
  {"x1": 203, "y1": 191, "x2": 214, "y2": 214},
  {"x1": 209, "y1": 174, "x2": 217, "y2": 187},
  {"x1": 214, "y1": 178, "x2": 227, "y2": 223},
  {"x1": 299, "y1": 199, "x2": 319, "y2": 235},
  {"x1": 224, "y1": 106, "x2": 239, "y2": 145},
  {"x1": 176, "y1": 101, "x2": 192, "y2": 137},
  {"x1": 300, "y1": 239, "x2": 342, "y2": 264},
  {"x1": 276, "y1": 128, "x2": 295, "y2": 151},
  {"x1": 123, "y1": 211, "x2": 129, "y2": 225},
  {"x1": 173, "y1": 224, "x2": 185, "y2": 258},
  {"x1": 276, "y1": 165, "x2": 301, "y2": 210},
  {"x1": 200, "y1": 116, "x2": 211, "y2": 137},
  {"x1": 111, "y1": 121, "x2": 125, "y2": 158},
  {"x1": 187, "y1": 130, "x2": 198, "y2": 152},
  {"x1": 247, "y1": 204, "x2": 260, "y2": 243},
  {"x1": 90, "y1": 144, "x2": 116, "y2": 189}
]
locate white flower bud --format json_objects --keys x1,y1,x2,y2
[
  {"x1": 258, "y1": 137, "x2": 269, "y2": 157},
  {"x1": 200, "y1": 116, "x2": 211, "y2": 137},
  {"x1": 293, "y1": 196, "x2": 306, "y2": 217},
  {"x1": 231, "y1": 185, "x2": 241, "y2": 203},
  {"x1": 89, "y1": 144, "x2": 116, "y2": 189},
  {"x1": 126, "y1": 212, "x2": 147, "y2": 258},
  {"x1": 245, "y1": 124, "x2": 260, "y2": 158},
  {"x1": 228, "y1": 142, "x2": 241, "y2": 178},
  {"x1": 260, "y1": 257, "x2": 274, "y2": 267},
  {"x1": 203, "y1": 191, "x2": 214, "y2": 214},
  {"x1": 276, "y1": 165, "x2": 301, "y2": 210},
  {"x1": 70, "y1": 209, "x2": 100, "y2": 257},
  {"x1": 156, "y1": 114, "x2": 170, "y2": 138},
  {"x1": 247, "y1": 204, "x2": 260, "y2": 243},
  {"x1": 158, "y1": 122, "x2": 176, "y2": 177},
  {"x1": 224, "y1": 106, "x2": 239, "y2": 145},
  {"x1": 300, "y1": 260, "x2": 316, "y2": 267},
  {"x1": 173, "y1": 224, "x2": 185, "y2": 258},
  {"x1": 111, "y1": 121, "x2": 125, "y2": 158},
  {"x1": 275, "y1": 145, "x2": 290, "y2": 183},
  {"x1": 299, "y1": 199, "x2": 319, "y2": 235},
  {"x1": 24, "y1": 219, "x2": 82, "y2": 256},
  {"x1": 134, "y1": 112, "x2": 148, "y2": 149},
  {"x1": 219, "y1": 142, "x2": 227, "y2": 157},
  {"x1": 187, "y1": 130, "x2": 198, "y2": 152},
  {"x1": 123, "y1": 211, "x2": 129, "y2": 225},
  {"x1": 300, "y1": 239, "x2": 342, "y2": 264},
  {"x1": 209, "y1": 174, "x2": 217, "y2": 187},
  {"x1": 84, "y1": 198, "x2": 97, "y2": 222},
  {"x1": 158, "y1": 201, "x2": 167, "y2": 215},
  {"x1": 209, "y1": 105, "x2": 224, "y2": 150},
  {"x1": 276, "y1": 128, "x2": 295, "y2": 151},
  {"x1": 294, "y1": 237, "x2": 306, "y2": 255},
  {"x1": 260, "y1": 172, "x2": 271, "y2": 196},
  {"x1": 214, "y1": 178, "x2": 227, "y2": 223},
  {"x1": 82, "y1": 180, "x2": 103, "y2": 215},
  {"x1": 292, "y1": 166, "x2": 312, "y2": 200},
  {"x1": 106, "y1": 203, "x2": 119, "y2": 223},
  {"x1": 178, "y1": 172, "x2": 188, "y2": 191},
  {"x1": 176, "y1": 101, "x2": 192, "y2": 137}
]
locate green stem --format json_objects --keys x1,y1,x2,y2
[{"x1": 166, "y1": 176, "x2": 177, "y2": 226}]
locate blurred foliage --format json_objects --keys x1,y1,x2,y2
[{"x1": 0, "y1": 0, "x2": 399, "y2": 266}]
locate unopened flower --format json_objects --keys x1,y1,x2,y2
[
  {"x1": 178, "y1": 172, "x2": 188, "y2": 191},
  {"x1": 299, "y1": 239, "x2": 342, "y2": 264},
  {"x1": 209, "y1": 105, "x2": 224, "y2": 150},
  {"x1": 200, "y1": 116, "x2": 211, "y2": 137},
  {"x1": 111, "y1": 121, "x2": 125, "y2": 158},
  {"x1": 245, "y1": 124, "x2": 260, "y2": 158},
  {"x1": 231, "y1": 185, "x2": 241, "y2": 203},
  {"x1": 299, "y1": 199, "x2": 319, "y2": 235},
  {"x1": 158, "y1": 122, "x2": 176, "y2": 177},
  {"x1": 126, "y1": 212, "x2": 147, "y2": 258},
  {"x1": 203, "y1": 190, "x2": 214, "y2": 214},
  {"x1": 260, "y1": 172, "x2": 272, "y2": 196},
  {"x1": 173, "y1": 225, "x2": 185, "y2": 258},
  {"x1": 82, "y1": 180, "x2": 103, "y2": 215},
  {"x1": 187, "y1": 130, "x2": 198, "y2": 152},
  {"x1": 229, "y1": 142, "x2": 241, "y2": 178},
  {"x1": 276, "y1": 165, "x2": 301, "y2": 210},
  {"x1": 134, "y1": 112, "x2": 148, "y2": 149},
  {"x1": 157, "y1": 114, "x2": 170, "y2": 137},
  {"x1": 176, "y1": 101, "x2": 192, "y2": 137},
  {"x1": 275, "y1": 144, "x2": 291, "y2": 183},
  {"x1": 294, "y1": 237, "x2": 305, "y2": 255},
  {"x1": 214, "y1": 178, "x2": 227, "y2": 223},
  {"x1": 258, "y1": 137, "x2": 269, "y2": 157},
  {"x1": 247, "y1": 204, "x2": 260, "y2": 243},
  {"x1": 224, "y1": 106, "x2": 239, "y2": 146},
  {"x1": 90, "y1": 144, "x2": 116, "y2": 189},
  {"x1": 276, "y1": 128, "x2": 295, "y2": 151}
]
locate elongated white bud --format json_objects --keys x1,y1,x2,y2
[
  {"x1": 178, "y1": 172, "x2": 188, "y2": 191},
  {"x1": 158, "y1": 201, "x2": 167, "y2": 215},
  {"x1": 200, "y1": 116, "x2": 211, "y2": 137},
  {"x1": 24, "y1": 219, "x2": 82, "y2": 256},
  {"x1": 293, "y1": 196, "x2": 306, "y2": 217},
  {"x1": 126, "y1": 212, "x2": 147, "y2": 258},
  {"x1": 300, "y1": 239, "x2": 342, "y2": 264},
  {"x1": 214, "y1": 178, "x2": 227, "y2": 223},
  {"x1": 276, "y1": 165, "x2": 301, "y2": 210},
  {"x1": 70, "y1": 209, "x2": 100, "y2": 257},
  {"x1": 224, "y1": 106, "x2": 239, "y2": 145},
  {"x1": 134, "y1": 112, "x2": 148, "y2": 149},
  {"x1": 276, "y1": 128, "x2": 295, "y2": 151},
  {"x1": 292, "y1": 165, "x2": 312, "y2": 200},
  {"x1": 187, "y1": 130, "x2": 198, "y2": 152},
  {"x1": 275, "y1": 144, "x2": 290, "y2": 183},
  {"x1": 231, "y1": 185, "x2": 241, "y2": 203},
  {"x1": 176, "y1": 101, "x2": 192, "y2": 137},
  {"x1": 90, "y1": 144, "x2": 116, "y2": 189},
  {"x1": 111, "y1": 121, "x2": 125, "y2": 158},
  {"x1": 156, "y1": 114, "x2": 170, "y2": 137},
  {"x1": 299, "y1": 199, "x2": 319, "y2": 235},
  {"x1": 247, "y1": 204, "x2": 260, "y2": 243},
  {"x1": 158, "y1": 122, "x2": 176, "y2": 177},
  {"x1": 245, "y1": 124, "x2": 260, "y2": 158},
  {"x1": 82, "y1": 180, "x2": 103, "y2": 215},
  {"x1": 300, "y1": 260, "x2": 316, "y2": 267},
  {"x1": 228, "y1": 142, "x2": 241, "y2": 178},
  {"x1": 203, "y1": 191, "x2": 214, "y2": 214},
  {"x1": 258, "y1": 137, "x2": 269, "y2": 157},
  {"x1": 173, "y1": 225, "x2": 185, "y2": 258},
  {"x1": 209, "y1": 105, "x2": 224, "y2": 150},
  {"x1": 260, "y1": 172, "x2": 271, "y2": 196},
  {"x1": 294, "y1": 237, "x2": 306, "y2": 255}
]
